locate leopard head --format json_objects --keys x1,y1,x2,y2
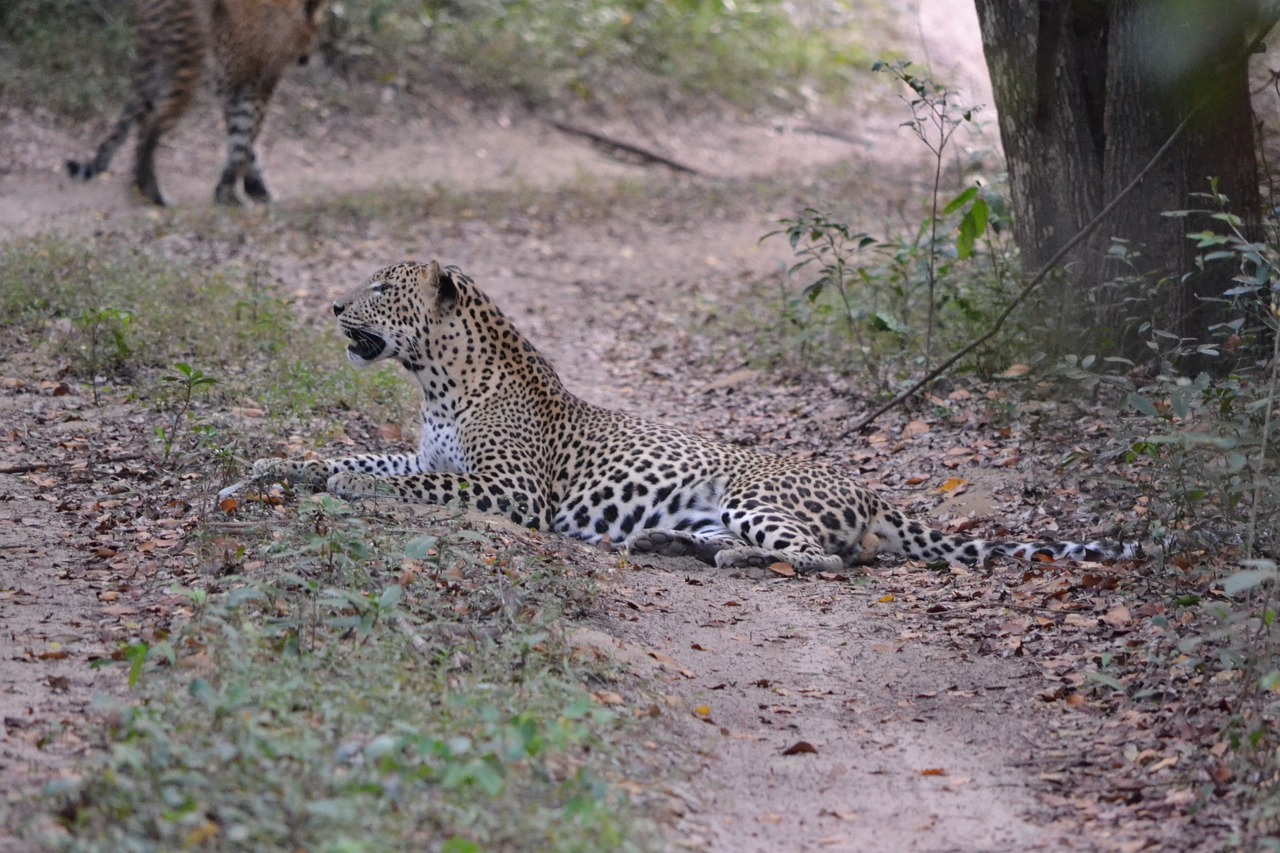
[{"x1": 332, "y1": 260, "x2": 461, "y2": 370}]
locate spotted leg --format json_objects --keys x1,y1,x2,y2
[
  {"x1": 245, "y1": 455, "x2": 550, "y2": 529},
  {"x1": 327, "y1": 470, "x2": 549, "y2": 529},
  {"x1": 714, "y1": 500, "x2": 844, "y2": 573},
  {"x1": 249, "y1": 453, "x2": 425, "y2": 488}
]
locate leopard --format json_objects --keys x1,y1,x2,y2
[
  {"x1": 230, "y1": 260, "x2": 1136, "y2": 572},
  {"x1": 66, "y1": 0, "x2": 325, "y2": 207}
]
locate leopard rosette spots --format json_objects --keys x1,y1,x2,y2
[{"x1": 238, "y1": 260, "x2": 1138, "y2": 571}]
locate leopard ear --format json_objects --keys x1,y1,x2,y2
[{"x1": 421, "y1": 260, "x2": 458, "y2": 315}]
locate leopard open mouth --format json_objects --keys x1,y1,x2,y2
[{"x1": 345, "y1": 328, "x2": 387, "y2": 361}]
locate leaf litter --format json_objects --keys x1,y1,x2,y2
[{"x1": 0, "y1": 65, "x2": 1271, "y2": 853}]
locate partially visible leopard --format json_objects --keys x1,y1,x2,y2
[
  {"x1": 66, "y1": 0, "x2": 325, "y2": 206},
  {"x1": 231, "y1": 260, "x2": 1136, "y2": 571}
]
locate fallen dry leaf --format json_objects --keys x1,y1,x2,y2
[
  {"x1": 1102, "y1": 604, "x2": 1132, "y2": 628},
  {"x1": 902, "y1": 420, "x2": 930, "y2": 438}
]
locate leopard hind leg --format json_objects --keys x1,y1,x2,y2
[
  {"x1": 215, "y1": 81, "x2": 271, "y2": 205},
  {"x1": 242, "y1": 147, "x2": 271, "y2": 202},
  {"x1": 130, "y1": 16, "x2": 205, "y2": 206},
  {"x1": 714, "y1": 500, "x2": 843, "y2": 573}
]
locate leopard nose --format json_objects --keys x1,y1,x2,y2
[{"x1": 332, "y1": 302, "x2": 344, "y2": 317}]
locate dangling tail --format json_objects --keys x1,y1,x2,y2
[
  {"x1": 66, "y1": 98, "x2": 139, "y2": 182},
  {"x1": 870, "y1": 502, "x2": 1140, "y2": 565}
]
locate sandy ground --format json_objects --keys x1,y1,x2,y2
[{"x1": 0, "y1": 3, "x2": 1105, "y2": 850}]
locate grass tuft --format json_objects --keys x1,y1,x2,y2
[{"x1": 39, "y1": 499, "x2": 647, "y2": 851}]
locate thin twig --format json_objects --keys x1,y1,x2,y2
[
  {"x1": 551, "y1": 121, "x2": 701, "y2": 175},
  {"x1": 0, "y1": 453, "x2": 146, "y2": 475}
]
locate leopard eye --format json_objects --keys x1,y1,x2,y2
[{"x1": 370, "y1": 282, "x2": 386, "y2": 294}]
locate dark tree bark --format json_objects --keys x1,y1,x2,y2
[{"x1": 973, "y1": 0, "x2": 1269, "y2": 359}]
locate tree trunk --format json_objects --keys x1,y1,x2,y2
[{"x1": 973, "y1": 0, "x2": 1264, "y2": 361}]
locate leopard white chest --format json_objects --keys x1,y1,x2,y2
[{"x1": 417, "y1": 414, "x2": 467, "y2": 474}]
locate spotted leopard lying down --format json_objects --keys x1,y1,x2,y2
[{"x1": 225, "y1": 260, "x2": 1136, "y2": 572}]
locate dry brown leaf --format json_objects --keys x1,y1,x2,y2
[
  {"x1": 1102, "y1": 604, "x2": 1132, "y2": 628},
  {"x1": 902, "y1": 420, "x2": 930, "y2": 438},
  {"x1": 920, "y1": 767, "x2": 947, "y2": 776},
  {"x1": 768, "y1": 562, "x2": 795, "y2": 577}
]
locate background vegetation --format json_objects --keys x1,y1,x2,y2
[{"x1": 0, "y1": 0, "x2": 868, "y2": 116}]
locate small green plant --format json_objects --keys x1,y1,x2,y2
[
  {"x1": 74, "y1": 306, "x2": 135, "y2": 402},
  {"x1": 762, "y1": 184, "x2": 1014, "y2": 385},
  {"x1": 873, "y1": 59, "x2": 982, "y2": 370},
  {"x1": 755, "y1": 62, "x2": 1023, "y2": 386},
  {"x1": 157, "y1": 362, "x2": 218, "y2": 467},
  {"x1": 763, "y1": 209, "x2": 888, "y2": 382}
]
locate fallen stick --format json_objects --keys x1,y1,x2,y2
[
  {"x1": 551, "y1": 121, "x2": 701, "y2": 175},
  {"x1": 0, "y1": 452, "x2": 146, "y2": 475}
]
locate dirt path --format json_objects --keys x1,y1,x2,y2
[{"x1": 0, "y1": 4, "x2": 1106, "y2": 851}]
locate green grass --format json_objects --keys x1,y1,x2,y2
[
  {"x1": 0, "y1": 0, "x2": 133, "y2": 118},
  {"x1": 2, "y1": 0, "x2": 870, "y2": 121},
  {"x1": 37, "y1": 499, "x2": 647, "y2": 852},
  {"x1": 0, "y1": 234, "x2": 658, "y2": 852},
  {"x1": 406, "y1": 0, "x2": 869, "y2": 108},
  {"x1": 0, "y1": 233, "x2": 409, "y2": 417}
]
